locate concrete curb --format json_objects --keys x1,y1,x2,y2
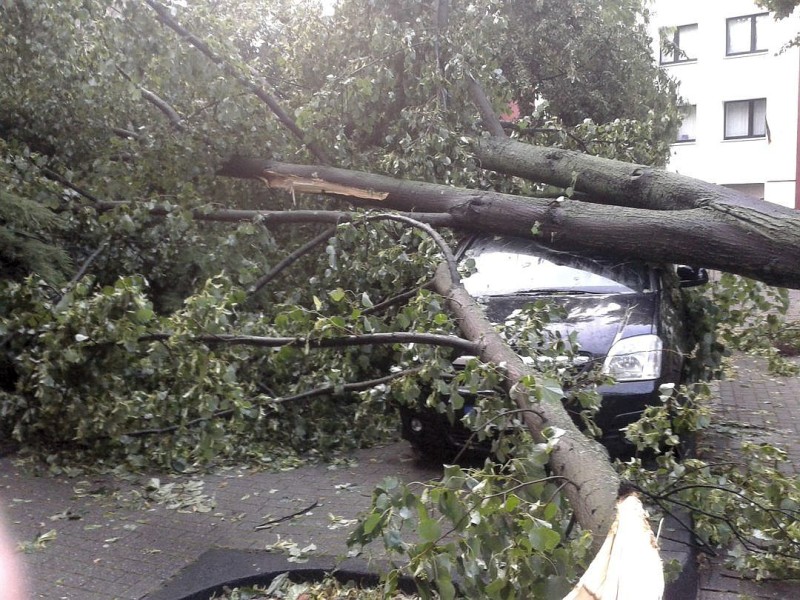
[
  {"x1": 145, "y1": 535, "x2": 697, "y2": 600},
  {"x1": 143, "y1": 548, "x2": 414, "y2": 600},
  {"x1": 662, "y1": 511, "x2": 699, "y2": 600}
]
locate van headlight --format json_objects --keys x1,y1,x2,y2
[{"x1": 602, "y1": 335, "x2": 662, "y2": 381}]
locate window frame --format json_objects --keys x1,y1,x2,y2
[
  {"x1": 723, "y1": 98, "x2": 767, "y2": 140},
  {"x1": 726, "y1": 13, "x2": 769, "y2": 56},
  {"x1": 675, "y1": 104, "x2": 697, "y2": 143},
  {"x1": 660, "y1": 23, "x2": 698, "y2": 64}
]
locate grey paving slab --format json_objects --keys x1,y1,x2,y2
[
  {"x1": 697, "y1": 354, "x2": 800, "y2": 599},
  {"x1": 1, "y1": 442, "x2": 440, "y2": 599}
]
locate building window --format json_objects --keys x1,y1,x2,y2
[
  {"x1": 660, "y1": 24, "x2": 698, "y2": 64},
  {"x1": 724, "y1": 99, "x2": 767, "y2": 139},
  {"x1": 726, "y1": 13, "x2": 768, "y2": 55},
  {"x1": 676, "y1": 105, "x2": 696, "y2": 142}
]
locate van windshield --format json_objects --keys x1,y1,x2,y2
[{"x1": 460, "y1": 237, "x2": 650, "y2": 296}]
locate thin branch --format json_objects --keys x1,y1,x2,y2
[
  {"x1": 255, "y1": 500, "x2": 319, "y2": 530},
  {"x1": 270, "y1": 366, "x2": 424, "y2": 405},
  {"x1": 434, "y1": 0, "x2": 450, "y2": 111},
  {"x1": 93, "y1": 201, "x2": 456, "y2": 229},
  {"x1": 54, "y1": 242, "x2": 108, "y2": 305},
  {"x1": 139, "y1": 87, "x2": 185, "y2": 130},
  {"x1": 116, "y1": 65, "x2": 185, "y2": 130},
  {"x1": 247, "y1": 212, "x2": 460, "y2": 296},
  {"x1": 143, "y1": 0, "x2": 331, "y2": 164},
  {"x1": 500, "y1": 122, "x2": 590, "y2": 153},
  {"x1": 483, "y1": 476, "x2": 569, "y2": 500},
  {"x1": 630, "y1": 485, "x2": 718, "y2": 555},
  {"x1": 655, "y1": 483, "x2": 800, "y2": 520},
  {"x1": 654, "y1": 495, "x2": 799, "y2": 558},
  {"x1": 362, "y1": 282, "x2": 434, "y2": 316},
  {"x1": 363, "y1": 213, "x2": 460, "y2": 285},
  {"x1": 636, "y1": 480, "x2": 800, "y2": 559},
  {"x1": 135, "y1": 331, "x2": 481, "y2": 354},
  {"x1": 41, "y1": 168, "x2": 102, "y2": 204},
  {"x1": 248, "y1": 226, "x2": 337, "y2": 296},
  {"x1": 112, "y1": 127, "x2": 141, "y2": 140},
  {"x1": 337, "y1": 42, "x2": 427, "y2": 83},
  {"x1": 123, "y1": 367, "x2": 424, "y2": 437},
  {"x1": 659, "y1": 461, "x2": 749, "y2": 495},
  {"x1": 452, "y1": 406, "x2": 546, "y2": 463}
]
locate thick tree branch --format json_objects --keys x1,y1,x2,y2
[
  {"x1": 430, "y1": 262, "x2": 619, "y2": 542},
  {"x1": 473, "y1": 136, "x2": 797, "y2": 215},
  {"x1": 219, "y1": 157, "x2": 800, "y2": 288},
  {"x1": 467, "y1": 73, "x2": 506, "y2": 138}
]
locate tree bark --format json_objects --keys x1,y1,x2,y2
[
  {"x1": 473, "y1": 136, "x2": 796, "y2": 215},
  {"x1": 220, "y1": 158, "x2": 800, "y2": 289},
  {"x1": 431, "y1": 263, "x2": 621, "y2": 542}
]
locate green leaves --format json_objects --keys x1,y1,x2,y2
[
  {"x1": 528, "y1": 525, "x2": 561, "y2": 553},
  {"x1": 620, "y1": 378, "x2": 800, "y2": 580},
  {"x1": 349, "y1": 456, "x2": 591, "y2": 599},
  {"x1": 417, "y1": 517, "x2": 441, "y2": 544}
]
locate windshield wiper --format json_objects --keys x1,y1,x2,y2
[{"x1": 513, "y1": 289, "x2": 600, "y2": 295}]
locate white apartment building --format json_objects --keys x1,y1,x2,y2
[{"x1": 649, "y1": 0, "x2": 800, "y2": 208}]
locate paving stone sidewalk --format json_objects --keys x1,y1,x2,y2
[
  {"x1": 3, "y1": 353, "x2": 800, "y2": 599},
  {"x1": 697, "y1": 355, "x2": 800, "y2": 599},
  {"x1": 1, "y1": 443, "x2": 441, "y2": 600}
]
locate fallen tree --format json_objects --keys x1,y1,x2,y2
[
  {"x1": 212, "y1": 141, "x2": 800, "y2": 544},
  {"x1": 4, "y1": 1, "x2": 800, "y2": 583},
  {"x1": 97, "y1": 0, "x2": 798, "y2": 549}
]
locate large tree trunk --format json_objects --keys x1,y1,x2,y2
[
  {"x1": 473, "y1": 136, "x2": 794, "y2": 214},
  {"x1": 220, "y1": 157, "x2": 800, "y2": 289}
]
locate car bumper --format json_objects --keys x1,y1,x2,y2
[{"x1": 593, "y1": 379, "x2": 666, "y2": 438}]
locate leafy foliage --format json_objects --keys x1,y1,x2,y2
[
  {"x1": 0, "y1": 0, "x2": 679, "y2": 469},
  {"x1": 758, "y1": 0, "x2": 799, "y2": 19},
  {"x1": 0, "y1": 140, "x2": 71, "y2": 282},
  {"x1": 0, "y1": 220, "x2": 440, "y2": 469},
  {"x1": 209, "y1": 573, "x2": 422, "y2": 599},
  {"x1": 349, "y1": 443, "x2": 592, "y2": 599},
  {"x1": 621, "y1": 384, "x2": 800, "y2": 580},
  {"x1": 497, "y1": 0, "x2": 679, "y2": 165},
  {"x1": 694, "y1": 273, "x2": 798, "y2": 376}
]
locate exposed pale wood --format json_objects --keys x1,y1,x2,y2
[
  {"x1": 564, "y1": 494, "x2": 664, "y2": 600},
  {"x1": 259, "y1": 171, "x2": 389, "y2": 201}
]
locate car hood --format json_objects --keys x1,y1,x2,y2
[{"x1": 478, "y1": 292, "x2": 657, "y2": 357}]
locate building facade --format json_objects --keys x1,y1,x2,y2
[{"x1": 649, "y1": 0, "x2": 800, "y2": 208}]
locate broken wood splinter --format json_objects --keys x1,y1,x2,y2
[{"x1": 259, "y1": 171, "x2": 389, "y2": 201}]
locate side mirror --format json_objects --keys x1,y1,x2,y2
[{"x1": 677, "y1": 265, "x2": 709, "y2": 288}]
